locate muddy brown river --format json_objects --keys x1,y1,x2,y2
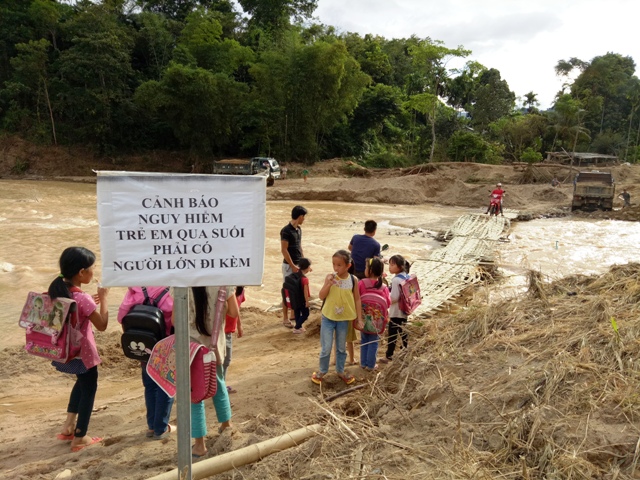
[{"x1": 1, "y1": 179, "x2": 639, "y2": 347}]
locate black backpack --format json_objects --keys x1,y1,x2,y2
[
  {"x1": 121, "y1": 287, "x2": 170, "y2": 361},
  {"x1": 282, "y1": 272, "x2": 305, "y2": 311}
]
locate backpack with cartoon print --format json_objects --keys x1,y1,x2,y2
[
  {"x1": 19, "y1": 290, "x2": 82, "y2": 363},
  {"x1": 121, "y1": 287, "x2": 169, "y2": 361},
  {"x1": 356, "y1": 280, "x2": 389, "y2": 334}
]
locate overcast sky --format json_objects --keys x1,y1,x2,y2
[{"x1": 311, "y1": 0, "x2": 638, "y2": 109}]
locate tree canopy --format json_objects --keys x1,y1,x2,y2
[{"x1": 1, "y1": 0, "x2": 638, "y2": 165}]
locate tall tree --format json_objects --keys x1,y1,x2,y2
[
  {"x1": 381, "y1": 37, "x2": 420, "y2": 89},
  {"x1": 407, "y1": 38, "x2": 469, "y2": 161},
  {"x1": 137, "y1": 0, "x2": 234, "y2": 22},
  {"x1": 523, "y1": 91, "x2": 539, "y2": 113},
  {"x1": 135, "y1": 63, "x2": 248, "y2": 153},
  {"x1": 555, "y1": 57, "x2": 588, "y2": 77},
  {"x1": 248, "y1": 39, "x2": 369, "y2": 160},
  {"x1": 179, "y1": 8, "x2": 254, "y2": 75},
  {"x1": 54, "y1": 4, "x2": 135, "y2": 149},
  {"x1": 489, "y1": 113, "x2": 547, "y2": 161},
  {"x1": 446, "y1": 60, "x2": 486, "y2": 110},
  {"x1": 625, "y1": 81, "x2": 640, "y2": 160},
  {"x1": 132, "y1": 12, "x2": 180, "y2": 81},
  {"x1": 550, "y1": 94, "x2": 590, "y2": 153},
  {"x1": 238, "y1": 0, "x2": 317, "y2": 32},
  {"x1": 0, "y1": 0, "x2": 34, "y2": 86},
  {"x1": 556, "y1": 53, "x2": 640, "y2": 139},
  {"x1": 465, "y1": 68, "x2": 515, "y2": 132},
  {"x1": 341, "y1": 34, "x2": 392, "y2": 85},
  {"x1": 3, "y1": 39, "x2": 57, "y2": 143},
  {"x1": 28, "y1": 0, "x2": 68, "y2": 51}
]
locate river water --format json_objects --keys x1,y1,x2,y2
[{"x1": 1, "y1": 179, "x2": 639, "y2": 347}]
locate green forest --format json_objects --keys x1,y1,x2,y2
[{"x1": 2, "y1": 0, "x2": 640, "y2": 167}]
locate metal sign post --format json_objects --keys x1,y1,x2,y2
[
  {"x1": 173, "y1": 287, "x2": 192, "y2": 478},
  {"x1": 96, "y1": 172, "x2": 265, "y2": 480}
]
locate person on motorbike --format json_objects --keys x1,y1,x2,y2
[{"x1": 485, "y1": 183, "x2": 505, "y2": 216}]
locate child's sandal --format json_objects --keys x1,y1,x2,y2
[
  {"x1": 311, "y1": 372, "x2": 324, "y2": 385},
  {"x1": 337, "y1": 373, "x2": 356, "y2": 385}
]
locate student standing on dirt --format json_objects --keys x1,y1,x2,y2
[
  {"x1": 348, "y1": 220, "x2": 381, "y2": 280},
  {"x1": 189, "y1": 286, "x2": 238, "y2": 458},
  {"x1": 282, "y1": 258, "x2": 313, "y2": 334},
  {"x1": 51, "y1": 246, "x2": 109, "y2": 452},
  {"x1": 380, "y1": 254, "x2": 410, "y2": 364},
  {"x1": 311, "y1": 250, "x2": 361, "y2": 386},
  {"x1": 358, "y1": 257, "x2": 391, "y2": 371},
  {"x1": 346, "y1": 220, "x2": 381, "y2": 365},
  {"x1": 117, "y1": 287, "x2": 175, "y2": 440},
  {"x1": 280, "y1": 205, "x2": 307, "y2": 328}
]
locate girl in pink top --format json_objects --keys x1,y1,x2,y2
[
  {"x1": 117, "y1": 287, "x2": 175, "y2": 439},
  {"x1": 49, "y1": 247, "x2": 109, "y2": 452},
  {"x1": 357, "y1": 258, "x2": 390, "y2": 371}
]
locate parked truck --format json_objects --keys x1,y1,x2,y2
[
  {"x1": 212, "y1": 157, "x2": 281, "y2": 178},
  {"x1": 571, "y1": 171, "x2": 615, "y2": 211}
]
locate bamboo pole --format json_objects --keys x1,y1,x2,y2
[
  {"x1": 147, "y1": 424, "x2": 323, "y2": 480},
  {"x1": 323, "y1": 384, "x2": 366, "y2": 402}
]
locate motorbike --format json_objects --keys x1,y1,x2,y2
[{"x1": 488, "y1": 194, "x2": 502, "y2": 216}]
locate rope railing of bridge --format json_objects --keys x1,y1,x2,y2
[{"x1": 410, "y1": 212, "x2": 513, "y2": 317}]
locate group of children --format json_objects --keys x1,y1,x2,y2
[
  {"x1": 46, "y1": 237, "x2": 411, "y2": 454},
  {"x1": 281, "y1": 248, "x2": 412, "y2": 385},
  {"x1": 47, "y1": 246, "x2": 245, "y2": 457}
]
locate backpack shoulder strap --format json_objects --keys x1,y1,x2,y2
[
  {"x1": 350, "y1": 274, "x2": 358, "y2": 294},
  {"x1": 141, "y1": 287, "x2": 151, "y2": 305},
  {"x1": 210, "y1": 287, "x2": 227, "y2": 359},
  {"x1": 150, "y1": 287, "x2": 170, "y2": 307},
  {"x1": 66, "y1": 287, "x2": 82, "y2": 327}
]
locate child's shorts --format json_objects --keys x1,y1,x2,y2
[{"x1": 281, "y1": 287, "x2": 292, "y2": 309}]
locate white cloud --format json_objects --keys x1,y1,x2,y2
[{"x1": 313, "y1": 0, "x2": 639, "y2": 108}]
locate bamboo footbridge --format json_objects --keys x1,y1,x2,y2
[{"x1": 410, "y1": 211, "x2": 517, "y2": 317}]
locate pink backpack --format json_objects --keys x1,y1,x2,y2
[
  {"x1": 145, "y1": 335, "x2": 216, "y2": 403},
  {"x1": 355, "y1": 280, "x2": 389, "y2": 334},
  {"x1": 398, "y1": 274, "x2": 422, "y2": 315},
  {"x1": 18, "y1": 291, "x2": 82, "y2": 362},
  {"x1": 146, "y1": 288, "x2": 227, "y2": 403}
]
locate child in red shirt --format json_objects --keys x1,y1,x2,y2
[{"x1": 223, "y1": 286, "x2": 244, "y2": 393}]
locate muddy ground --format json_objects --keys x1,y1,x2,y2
[{"x1": 1, "y1": 136, "x2": 640, "y2": 480}]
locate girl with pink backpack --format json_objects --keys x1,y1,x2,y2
[
  {"x1": 50, "y1": 247, "x2": 109, "y2": 452},
  {"x1": 357, "y1": 258, "x2": 391, "y2": 371},
  {"x1": 188, "y1": 286, "x2": 239, "y2": 459},
  {"x1": 117, "y1": 287, "x2": 175, "y2": 440}
]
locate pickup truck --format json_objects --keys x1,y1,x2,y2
[
  {"x1": 212, "y1": 157, "x2": 281, "y2": 179},
  {"x1": 251, "y1": 157, "x2": 281, "y2": 179},
  {"x1": 571, "y1": 171, "x2": 615, "y2": 211}
]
